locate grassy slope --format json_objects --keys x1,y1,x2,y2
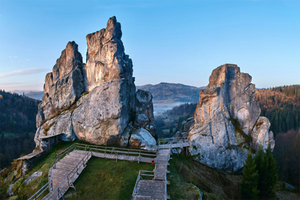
[
  {"x1": 64, "y1": 158, "x2": 154, "y2": 200},
  {"x1": 11, "y1": 141, "x2": 79, "y2": 199},
  {"x1": 168, "y1": 154, "x2": 242, "y2": 200},
  {"x1": 3, "y1": 142, "x2": 299, "y2": 200}
]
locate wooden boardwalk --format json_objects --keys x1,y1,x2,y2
[
  {"x1": 154, "y1": 149, "x2": 171, "y2": 180},
  {"x1": 29, "y1": 144, "x2": 157, "y2": 200},
  {"x1": 44, "y1": 150, "x2": 92, "y2": 200},
  {"x1": 30, "y1": 139, "x2": 189, "y2": 200}
]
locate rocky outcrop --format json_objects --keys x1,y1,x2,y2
[
  {"x1": 135, "y1": 89, "x2": 155, "y2": 137},
  {"x1": 188, "y1": 64, "x2": 275, "y2": 173},
  {"x1": 129, "y1": 128, "x2": 157, "y2": 151},
  {"x1": 36, "y1": 41, "x2": 86, "y2": 127},
  {"x1": 33, "y1": 16, "x2": 156, "y2": 152}
]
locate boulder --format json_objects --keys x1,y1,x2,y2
[
  {"x1": 135, "y1": 89, "x2": 155, "y2": 137},
  {"x1": 129, "y1": 128, "x2": 157, "y2": 151},
  {"x1": 251, "y1": 116, "x2": 275, "y2": 150},
  {"x1": 188, "y1": 64, "x2": 275, "y2": 173}
]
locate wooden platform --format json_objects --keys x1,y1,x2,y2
[
  {"x1": 134, "y1": 180, "x2": 166, "y2": 200},
  {"x1": 132, "y1": 148, "x2": 172, "y2": 200}
]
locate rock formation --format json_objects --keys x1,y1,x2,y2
[
  {"x1": 34, "y1": 16, "x2": 156, "y2": 151},
  {"x1": 188, "y1": 64, "x2": 275, "y2": 173}
]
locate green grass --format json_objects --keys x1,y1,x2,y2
[
  {"x1": 64, "y1": 158, "x2": 154, "y2": 200},
  {"x1": 168, "y1": 155, "x2": 201, "y2": 200},
  {"x1": 168, "y1": 154, "x2": 243, "y2": 200},
  {"x1": 10, "y1": 141, "x2": 82, "y2": 199}
]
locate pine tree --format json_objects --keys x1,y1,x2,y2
[
  {"x1": 241, "y1": 149, "x2": 259, "y2": 200},
  {"x1": 265, "y1": 146, "x2": 278, "y2": 199},
  {"x1": 255, "y1": 147, "x2": 269, "y2": 199}
]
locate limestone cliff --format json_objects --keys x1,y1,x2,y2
[
  {"x1": 34, "y1": 17, "x2": 156, "y2": 151},
  {"x1": 188, "y1": 64, "x2": 275, "y2": 173}
]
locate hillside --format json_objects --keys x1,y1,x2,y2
[
  {"x1": 137, "y1": 82, "x2": 202, "y2": 115},
  {"x1": 137, "y1": 82, "x2": 202, "y2": 102},
  {"x1": 11, "y1": 90, "x2": 44, "y2": 100},
  {"x1": 0, "y1": 90, "x2": 39, "y2": 168},
  {"x1": 1, "y1": 141, "x2": 298, "y2": 199},
  {"x1": 0, "y1": 141, "x2": 240, "y2": 199},
  {"x1": 254, "y1": 85, "x2": 300, "y2": 135},
  {"x1": 154, "y1": 103, "x2": 197, "y2": 138}
]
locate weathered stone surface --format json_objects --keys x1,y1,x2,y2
[
  {"x1": 32, "y1": 16, "x2": 156, "y2": 154},
  {"x1": 72, "y1": 79, "x2": 136, "y2": 145},
  {"x1": 135, "y1": 89, "x2": 155, "y2": 136},
  {"x1": 182, "y1": 117, "x2": 194, "y2": 133},
  {"x1": 37, "y1": 41, "x2": 86, "y2": 124},
  {"x1": 251, "y1": 116, "x2": 275, "y2": 150},
  {"x1": 85, "y1": 16, "x2": 133, "y2": 92},
  {"x1": 188, "y1": 64, "x2": 275, "y2": 173},
  {"x1": 129, "y1": 128, "x2": 157, "y2": 151},
  {"x1": 34, "y1": 111, "x2": 75, "y2": 151}
]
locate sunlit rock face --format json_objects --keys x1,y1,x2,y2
[
  {"x1": 34, "y1": 16, "x2": 156, "y2": 151},
  {"x1": 188, "y1": 64, "x2": 275, "y2": 173},
  {"x1": 85, "y1": 16, "x2": 134, "y2": 92},
  {"x1": 36, "y1": 41, "x2": 86, "y2": 127}
]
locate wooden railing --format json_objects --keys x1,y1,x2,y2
[
  {"x1": 45, "y1": 150, "x2": 92, "y2": 200},
  {"x1": 131, "y1": 170, "x2": 168, "y2": 200},
  {"x1": 29, "y1": 143, "x2": 157, "y2": 200},
  {"x1": 28, "y1": 144, "x2": 77, "y2": 200},
  {"x1": 74, "y1": 143, "x2": 157, "y2": 159}
]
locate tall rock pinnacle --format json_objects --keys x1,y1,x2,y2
[
  {"x1": 188, "y1": 64, "x2": 275, "y2": 173},
  {"x1": 34, "y1": 17, "x2": 156, "y2": 152},
  {"x1": 85, "y1": 16, "x2": 133, "y2": 92}
]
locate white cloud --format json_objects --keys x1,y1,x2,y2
[{"x1": 0, "y1": 68, "x2": 48, "y2": 78}]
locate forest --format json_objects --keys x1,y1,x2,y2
[
  {"x1": 0, "y1": 90, "x2": 39, "y2": 168},
  {"x1": 254, "y1": 85, "x2": 300, "y2": 135}
]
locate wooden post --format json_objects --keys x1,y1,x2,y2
[{"x1": 138, "y1": 153, "x2": 140, "y2": 163}]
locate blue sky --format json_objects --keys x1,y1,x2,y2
[{"x1": 0, "y1": 0, "x2": 299, "y2": 91}]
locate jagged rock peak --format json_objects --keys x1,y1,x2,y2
[
  {"x1": 105, "y1": 16, "x2": 122, "y2": 40},
  {"x1": 52, "y1": 41, "x2": 83, "y2": 82},
  {"x1": 188, "y1": 64, "x2": 275, "y2": 173},
  {"x1": 37, "y1": 41, "x2": 86, "y2": 127},
  {"x1": 33, "y1": 16, "x2": 156, "y2": 153},
  {"x1": 85, "y1": 16, "x2": 133, "y2": 92}
]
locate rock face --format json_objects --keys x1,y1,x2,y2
[
  {"x1": 188, "y1": 64, "x2": 275, "y2": 173},
  {"x1": 135, "y1": 89, "x2": 155, "y2": 137},
  {"x1": 36, "y1": 41, "x2": 86, "y2": 127},
  {"x1": 34, "y1": 16, "x2": 156, "y2": 151}
]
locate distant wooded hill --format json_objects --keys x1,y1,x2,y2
[
  {"x1": 153, "y1": 84, "x2": 300, "y2": 137},
  {"x1": 11, "y1": 90, "x2": 44, "y2": 100},
  {"x1": 137, "y1": 82, "x2": 203, "y2": 102},
  {"x1": 0, "y1": 90, "x2": 40, "y2": 168},
  {"x1": 254, "y1": 85, "x2": 300, "y2": 135}
]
